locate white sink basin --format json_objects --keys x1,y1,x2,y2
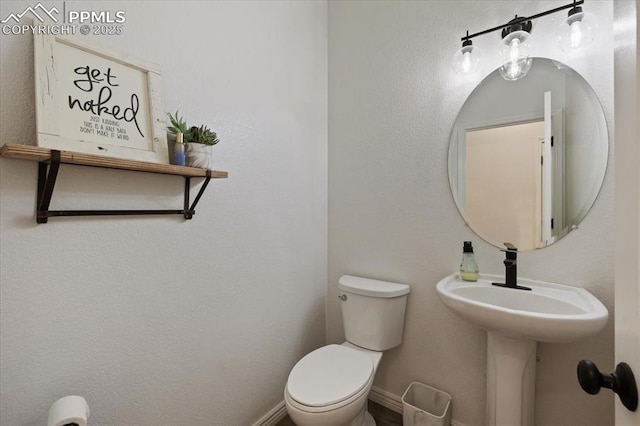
[{"x1": 436, "y1": 273, "x2": 608, "y2": 342}]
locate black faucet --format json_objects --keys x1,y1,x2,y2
[{"x1": 492, "y1": 243, "x2": 532, "y2": 291}]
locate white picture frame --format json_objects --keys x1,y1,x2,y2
[{"x1": 34, "y1": 33, "x2": 168, "y2": 164}]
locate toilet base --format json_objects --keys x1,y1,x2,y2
[
  {"x1": 364, "y1": 410, "x2": 375, "y2": 426},
  {"x1": 351, "y1": 404, "x2": 376, "y2": 426},
  {"x1": 348, "y1": 404, "x2": 375, "y2": 426},
  {"x1": 285, "y1": 396, "x2": 375, "y2": 426}
]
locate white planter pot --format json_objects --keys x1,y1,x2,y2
[{"x1": 185, "y1": 143, "x2": 214, "y2": 169}]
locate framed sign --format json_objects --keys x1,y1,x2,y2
[{"x1": 34, "y1": 34, "x2": 169, "y2": 164}]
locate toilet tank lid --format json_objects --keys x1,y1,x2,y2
[{"x1": 338, "y1": 275, "x2": 410, "y2": 298}]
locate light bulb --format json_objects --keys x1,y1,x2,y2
[
  {"x1": 570, "y1": 20, "x2": 583, "y2": 48},
  {"x1": 509, "y1": 38, "x2": 521, "y2": 61},
  {"x1": 462, "y1": 51, "x2": 472, "y2": 73},
  {"x1": 498, "y1": 30, "x2": 532, "y2": 81},
  {"x1": 452, "y1": 40, "x2": 480, "y2": 75},
  {"x1": 557, "y1": 8, "x2": 599, "y2": 51}
]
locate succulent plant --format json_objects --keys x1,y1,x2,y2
[
  {"x1": 167, "y1": 111, "x2": 220, "y2": 146},
  {"x1": 187, "y1": 125, "x2": 220, "y2": 146},
  {"x1": 167, "y1": 111, "x2": 188, "y2": 135}
]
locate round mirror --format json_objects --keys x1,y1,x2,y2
[{"x1": 448, "y1": 58, "x2": 608, "y2": 251}]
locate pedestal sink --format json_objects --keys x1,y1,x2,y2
[{"x1": 436, "y1": 273, "x2": 608, "y2": 426}]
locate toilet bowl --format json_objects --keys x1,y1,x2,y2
[
  {"x1": 284, "y1": 343, "x2": 382, "y2": 426},
  {"x1": 284, "y1": 275, "x2": 410, "y2": 426}
]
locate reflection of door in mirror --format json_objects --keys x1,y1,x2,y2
[
  {"x1": 465, "y1": 121, "x2": 545, "y2": 251},
  {"x1": 453, "y1": 110, "x2": 565, "y2": 251}
]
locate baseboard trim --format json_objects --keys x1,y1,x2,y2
[
  {"x1": 252, "y1": 400, "x2": 287, "y2": 426},
  {"x1": 369, "y1": 385, "x2": 403, "y2": 413}
]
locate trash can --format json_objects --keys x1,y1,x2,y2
[{"x1": 401, "y1": 382, "x2": 452, "y2": 426}]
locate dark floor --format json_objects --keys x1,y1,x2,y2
[{"x1": 276, "y1": 400, "x2": 403, "y2": 426}]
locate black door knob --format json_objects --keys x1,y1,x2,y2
[{"x1": 577, "y1": 360, "x2": 638, "y2": 412}]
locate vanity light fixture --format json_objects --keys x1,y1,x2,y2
[
  {"x1": 498, "y1": 17, "x2": 533, "y2": 81},
  {"x1": 453, "y1": 0, "x2": 597, "y2": 81},
  {"x1": 452, "y1": 32, "x2": 481, "y2": 75},
  {"x1": 556, "y1": 2, "x2": 599, "y2": 51}
]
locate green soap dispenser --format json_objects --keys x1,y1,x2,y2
[{"x1": 460, "y1": 241, "x2": 479, "y2": 282}]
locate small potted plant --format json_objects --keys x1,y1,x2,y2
[
  {"x1": 167, "y1": 111, "x2": 220, "y2": 169},
  {"x1": 185, "y1": 124, "x2": 219, "y2": 169}
]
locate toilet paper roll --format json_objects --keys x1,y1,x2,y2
[{"x1": 48, "y1": 395, "x2": 90, "y2": 426}]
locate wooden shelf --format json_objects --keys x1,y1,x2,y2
[
  {"x1": 0, "y1": 144, "x2": 228, "y2": 178},
  {"x1": 0, "y1": 143, "x2": 228, "y2": 223}
]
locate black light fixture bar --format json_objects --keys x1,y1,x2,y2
[{"x1": 460, "y1": 0, "x2": 585, "y2": 41}]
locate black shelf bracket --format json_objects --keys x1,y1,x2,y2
[{"x1": 36, "y1": 150, "x2": 213, "y2": 224}]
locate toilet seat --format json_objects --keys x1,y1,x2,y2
[{"x1": 286, "y1": 344, "x2": 374, "y2": 409}]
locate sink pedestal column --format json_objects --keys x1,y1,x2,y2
[{"x1": 486, "y1": 332, "x2": 537, "y2": 426}]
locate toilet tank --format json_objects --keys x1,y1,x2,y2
[{"x1": 338, "y1": 275, "x2": 410, "y2": 351}]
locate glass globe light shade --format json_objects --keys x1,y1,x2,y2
[
  {"x1": 557, "y1": 9, "x2": 599, "y2": 51},
  {"x1": 498, "y1": 30, "x2": 532, "y2": 81},
  {"x1": 452, "y1": 42, "x2": 481, "y2": 75}
]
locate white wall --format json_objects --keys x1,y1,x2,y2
[
  {"x1": 0, "y1": 1, "x2": 327, "y2": 425},
  {"x1": 328, "y1": 1, "x2": 614, "y2": 425}
]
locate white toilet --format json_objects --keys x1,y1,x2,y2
[{"x1": 284, "y1": 275, "x2": 410, "y2": 426}]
